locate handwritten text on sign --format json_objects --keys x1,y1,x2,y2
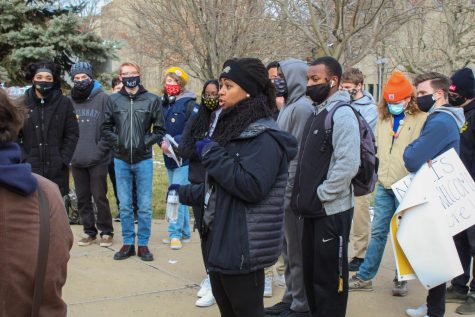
[{"x1": 392, "y1": 148, "x2": 475, "y2": 236}]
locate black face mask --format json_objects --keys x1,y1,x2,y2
[
  {"x1": 348, "y1": 88, "x2": 358, "y2": 100},
  {"x1": 71, "y1": 79, "x2": 94, "y2": 103},
  {"x1": 273, "y1": 77, "x2": 288, "y2": 97},
  {"x1": 73, "y1": 78, "x2": 93, "y2": 91},
  {"x1": 306, "y1": 82, "x2": 331, "y2": 104},
  {"x1": 122, "y1": 76, "x2": 140, "y2": 88},
  {"x1": 416, "y1": 94, "x2": 434, "y2": 113},
  {"x1": 449, "y1": 94, "x2": 467, "y2": 107},
  {"x1": 33, "y1": 81, "x2": 55, "y2": 97}
]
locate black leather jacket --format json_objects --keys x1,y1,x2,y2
[{"x1": 101, "y1": 86, "x2": 166, "y2": 163}]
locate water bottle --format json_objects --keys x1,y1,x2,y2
[{"x1": 166, "y1": 189, "x2": 179, "y2": 223}]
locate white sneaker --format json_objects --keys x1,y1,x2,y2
[
  {"x1": 264, "y1": 275, "x2": 273, "y2": 297},
  {"x1": 163, "y1": 237, "x2": 191, "y2": 244},
  {"x1": 405, "y1": 304, "x2": 427, "y2": 317},
  {"x1": 197, "y1": 275, "x2": 211, "y2": 298},
  {"x1": 274, "y1": 273, "x2": 286, "y2": 288},
  {"x1": 195, "y1": 289, "x2": 215, "y2": 307}
]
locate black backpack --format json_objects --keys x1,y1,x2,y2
[{"x1": 324, "y1": 103, "x2": 378, "y2": 196}]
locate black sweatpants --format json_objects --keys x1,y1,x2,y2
[
  {"x1": 452, "y1": 226, "x2": 475, "y2": 293},
  {"x1": 209, "y1": 269, "x2": 265, "y2": 317},
  {"x1": 302, "y1": 208, "x2": 353, "y2": 317},
  {"x1": 427, "y1": 283, "x2": 446, "y2": 317},
  {"x1": 72, "y1": 164, "x2": 113, "y2": 237}
]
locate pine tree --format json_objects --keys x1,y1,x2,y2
[{"x1": 0, "y1": 0, "x2": 116, "y2": 85}]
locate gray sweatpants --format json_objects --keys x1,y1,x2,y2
[{"x1": 282, "y1": 196, "x2": 309, "y2": 312}]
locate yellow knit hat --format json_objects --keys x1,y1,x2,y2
[{"x1": 164, "y1": 66, "x2": 189, "y2": 86}]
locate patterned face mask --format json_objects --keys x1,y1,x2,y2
[
  {"x1": 165, "y1": 84, "x2": 181, "y2": 96},
  {"x1": 203, "y1": 96, "x2": 219, "y2": 111}
]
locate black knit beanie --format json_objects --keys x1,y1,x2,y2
[
  {"x1": 450, "y1": 68, "x2": 475, "y2": 98},
  {"x1": 219, "y1": 59, "x2": 265, "y2": 97}
]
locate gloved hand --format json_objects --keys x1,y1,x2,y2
[
  {"x1": 168, "y1": 184, "x2": 181, "y2": 192},
  {"x1": 195, "y1": 138, "x2": 212, "y2": 160}
]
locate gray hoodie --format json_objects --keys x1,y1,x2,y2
[
  {"x1": 315, "y1": 90, "x2": 361, "y2": 215},
  {"x1": 351, "y1": 90, "x2": 377, "y2": 133},
  {"x1": 277, "y1": 59, "x2": 314, "y2": 198},
  {"x1": 70, "y1": 82, "x2": 110, "y2": 168}
]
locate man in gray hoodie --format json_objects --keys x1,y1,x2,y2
[
  {"x1": 69, "y1": 61, "x2": 114, "y2": 248},
  {"x1": 296, "y1": 56, "x2": 360, "y2": 317},
  {"x1": 264, "y1": 59, "x2": 313, "y2": 317},
  {"x1": 340, "y1": 68, "x2": 377, "y2": 272}
]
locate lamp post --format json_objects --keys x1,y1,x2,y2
[{"x1": 376, "y1": 57, "x2": 387, "y2": 102}]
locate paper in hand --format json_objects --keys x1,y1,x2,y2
[{"x1": 163, "y1": 134, "x2": 182, "y2": 167}]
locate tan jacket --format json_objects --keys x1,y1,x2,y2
[
  {"x1": 376, "y1": 111, "x2": 428, "y2": 189},
  {"x1": 0, "y1": 175, "x2": 73, "y2": 317}
]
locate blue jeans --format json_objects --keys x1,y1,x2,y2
[
  {"x1": 167, "y1": 165, "x2": 191, "y2": 239},
  {"x1": 357, "y1": 183, "x2": 399, "y2": 281},
  {"x1": 114, "y1": 158, "x2": 153, "y2": 246}
]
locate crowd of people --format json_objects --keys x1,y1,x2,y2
[{"x1": 0, "y1": 54, "x2": 474, "y2": 317}]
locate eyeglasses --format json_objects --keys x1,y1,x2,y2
[
  {"x1": 203, "y1": 93, "x2": 218, "y2": 98},
  {"x1": 121, "y1": 72, "x2": 139, "y2": 76}
]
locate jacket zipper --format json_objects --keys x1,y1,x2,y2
[
  {"x1": 40, "y1": 99, "x2": 46, "y2": 175},
  {"x1": 130, "y1": 98, "x2": 133, "y2": 163},
  {"x1": 240, "y1": 254, "x2": 244, "y2": 270}
]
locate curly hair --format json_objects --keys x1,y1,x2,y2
[
  {"x1": 378, "y1": 93, "x2": 421, "y2": 121},
  {"x1": 24, "y1": 59, "x2": 61, "y2": 90},
  {"x1": 0, "y1": 89, "x2": 27, "y2": 144}
]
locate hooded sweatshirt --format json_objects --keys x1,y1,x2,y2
[
  {"x1": 277, "y1": 59, "x2": 314, "y2": 196},
  {"x1": 314, "y1": 90, "x2": 361, "y2": 215},
  {"x1": 70, "y1": 80, "x2": 111, "y2": 168},
  {"x1": 0, "y1": 142, "x2": 38, "y2": 195},
  {"x1": 404, "y1": 105, "x2": 465, "y2": 172},
  {"x1": 351, "y1": 90, "x2": 377, "y2": 133}
]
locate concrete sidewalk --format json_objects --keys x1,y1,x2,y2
[{"x1": 64, "y1": 221, "x2": 461, "y2": 317}]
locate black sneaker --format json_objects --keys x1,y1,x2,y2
[
  {"x1": 348, "y1": 257, "x2": 364, "y2": 271},
  {"x1": 137, "y1": 246, "x2": 154, "y2": 261},
  {"x1": 264, "y1": 301, "x2": 291, "y2": 316},
  {"x1": 113, "y1": 245, "x2": 135, "y2": 260},
  {"x1": 281, "y1": 309, "x2": 311, "y2": 317}
]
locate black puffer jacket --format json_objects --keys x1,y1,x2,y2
[
  {"x1": 101, "y1": 86, "x2": 166, "y2": 164},
  {"x1": 179, "y1": 114, "x2": 297, "y2": 274},
  {"x1": 18, "y1": 88, "x2": 79, "y2": 196}
]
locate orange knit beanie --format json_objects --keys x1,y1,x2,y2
[{"x1": 383, "y1": 71, "x2": 413, "y2": 103}]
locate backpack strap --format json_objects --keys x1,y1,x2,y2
[
  {"x1": 321, "y1": 102, "x2": 353, "y2": 152},
  {"x1": 324, "y1": 101, "x2": 352, "y2": 130},
  {"x1": 31, "y1": 188, "x2": 50, "y2": 317}
]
